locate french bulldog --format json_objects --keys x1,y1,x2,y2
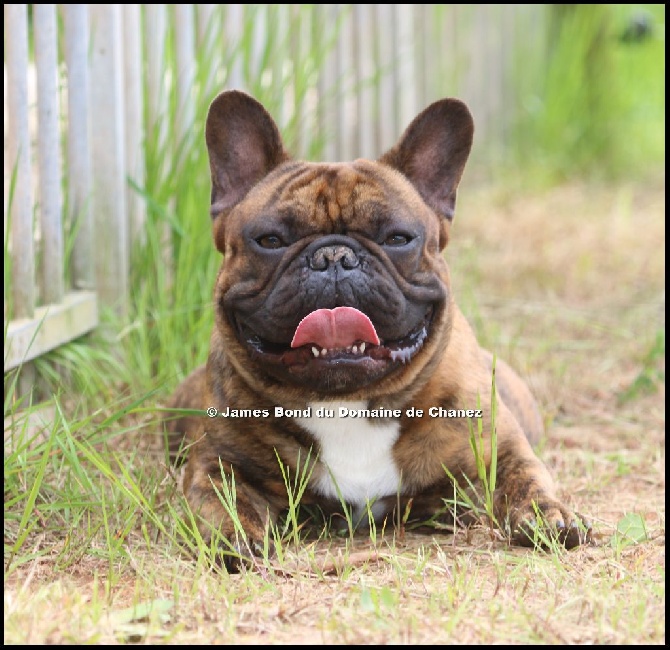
[{"x1": 165, "y1": 90, "x2": 590, "y2": 568}]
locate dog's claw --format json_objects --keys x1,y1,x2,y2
[{"x1": 508, "y1": 502, "x2": 592, "y2": 550}]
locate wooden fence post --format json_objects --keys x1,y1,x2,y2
[
  {"x1": 225, "y1": 4, "x2": 245, "y2": 89},
  {"x1": 63, "y1": 4, "x2": 94, "y2": 292},
  {"x1": 5, "y1": 4, "x2": 35, "y2": 320},
  {"x1": 123, "y1": 4, "x2": 146, "y2": 250},
  {"x1": 145, "y1": 4, "x2": 167, "y2": 160},
  {"x1": 174, "y1": 3, "x2": 196, "y2": 163},
  {"x1": 88, "y1": 4, "x2": 128, "y2": 315},
  {"x1": 354, "y1": 3, "x2": 376, "y2": 159},
  {"x1": 196, "y1": 4, "x2": 223, "y2": 102},
  {"x1": 34, "y1": 4, "x2": 64, "y2": 306},
  {"x1": 374, "y1": 3, "x2": 397, "y2": 154}
]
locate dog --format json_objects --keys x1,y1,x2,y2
[{"x1": 165, "y1": 90, "x2": 590, "y2": 568}]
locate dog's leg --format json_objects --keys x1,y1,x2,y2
[
  {"x1": 183, "y1": 455, "x2": 279, "y2": 571},
  {"x1": 492, "y1": 413, "x2": 591, "y2": 548}
]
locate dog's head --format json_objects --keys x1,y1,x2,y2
[{"x1": 205, "y1": 90, "x2": 473, "y2": 402}]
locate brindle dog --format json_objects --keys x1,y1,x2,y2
[{"x1": 165, "y1": 90, "x2": 591, "y2": 569}]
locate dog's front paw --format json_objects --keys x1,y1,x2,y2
[
  {"x1": 184, "y1": 459, "x2": 279, "y2": 571},
  {"x1": 507, "y1": 499, "x2": 592, "y2": 549},
  {"x1": 209, "y1": 532, "x2": 274, "y2": 573}
]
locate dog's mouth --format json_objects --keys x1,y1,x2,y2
[
  {"x1": 290, "y1": 306, "x2": 430, "y2": 363},
  {"x1": 236, "y1": 306, "x2": 433, "y2": 393}
]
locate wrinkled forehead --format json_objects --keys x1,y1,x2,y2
[{"x1": 243, "y1": 159, "x2": 430, "y2": 231}]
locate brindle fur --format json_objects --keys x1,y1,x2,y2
[{"x1": 165, "y1": 91, "x2": 590, "y2": 568}]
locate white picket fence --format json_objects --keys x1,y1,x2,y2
[{"x1": 3, "y1": 4, "x2": 549, "y2": 374}]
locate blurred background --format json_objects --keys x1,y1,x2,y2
[{"x1": 4, "y1": 3, "x2": 665, "y2": 403}]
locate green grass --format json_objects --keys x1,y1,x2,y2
[{"x1": 617, "y1": 328, "x2": 665, "y2": 404}]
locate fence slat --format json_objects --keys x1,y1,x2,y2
[
  {"x1": 250, "y1": 5, "x2": 267, "y2": 93},
  {"x1": 196, "y1": 4, "x2": 222, "y2": 101},
  {"x1": 437, "y1": 6, "x2": 459, "y2": 99},
  {"x1": 375, "y1": 4, "x2": 397, "y2": 153},
  {"x1": 123, "y1": 4, "x2": 146, "y2": 249},
  {"x1": 317, "y1": 4, "x2": 339, "y2": 162},
  {"x1": 34, "y1": 4, "x2": 64, "y2": 306},
  {"x1": 63, "y1": 4, "x2": 94, "y2": 291},
  {"x1": 89, "y1": 4, "x2": 128, "y2": 314},
  {"x1": 414, "y1": 4, "x2": 428, "y2": 111},
  {"x1": 174, "y1": 3, "x2": 196, "y2": 159},
  {"x1": 289, "y1": 5, "x2": 304, "y2": 157},
  {"x1": 336, "y1": 6, "x2": 355, "y2": 161},
  {"x1": 225, "y1": 4, "x2": 245, "y2": 90},
  {"x1": 5, "y1": 4, "x2": 35, "y2": 320},
  {"x1": 145, "y1": 4, "x2": 167, "y2": 157},
  {"x1": 395, "y1": 4, "x2": 417, "y2": 132},
  {"x1": 271, "y1": 5, "x2": 289, "y2": 130},
  {"x1": 354, "y1": 4, "x2": 376, "y2": 159}
]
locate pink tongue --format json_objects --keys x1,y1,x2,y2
[{"x1": 291, "y1": 307, "x2": 380, "y2": 349}]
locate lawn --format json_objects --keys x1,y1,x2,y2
[{"x1": 4, "y1": 177, "x2": 664, "y2": 644}]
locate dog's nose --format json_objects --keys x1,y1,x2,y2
[{"x1": 309, "y1": 245, "x2": 359, "y2": 271}]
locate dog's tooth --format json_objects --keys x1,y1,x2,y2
[
  {"x1": 352, "y1": 345, "x2": 358, "y2": 354},
  {"x1": 321, "y1": 348, "x2": 328, "y2": 357},
  {"x1": 359, "y1": 342, "x2": 366, "y2": 353},
  {"x1": 312, "y1": 347, "x2": 320, "y2": 357}
]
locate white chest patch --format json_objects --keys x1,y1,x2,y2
[{"x1": 296, "y1": 401, "x2": 402, "y2": 511}]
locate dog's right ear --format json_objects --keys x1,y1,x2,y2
[{"x1": 205, "y1": 90, "x2": 289, "y2": 226}]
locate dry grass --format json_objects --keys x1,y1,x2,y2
[{"x1": 4, "y1": 179, "x2": 665, "y2": 644}]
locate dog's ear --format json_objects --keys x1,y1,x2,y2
[
  {"x1": 205, "y1": 91, "x2": 289, "y2": 221},
  {"x1": 379, "y1": 99, "x2": 474, "y2": 223}
]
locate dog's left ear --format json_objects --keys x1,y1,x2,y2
[{"x1": 379, "y1": 99, "x2": 474, "y2": 223}]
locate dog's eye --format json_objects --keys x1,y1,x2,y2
[
  {"x1": 256, "y1": 234, "x2": 285, "y2": 249},
  {"x1": 383, "y1": 233, "x2": 412, "y2": 246}
]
